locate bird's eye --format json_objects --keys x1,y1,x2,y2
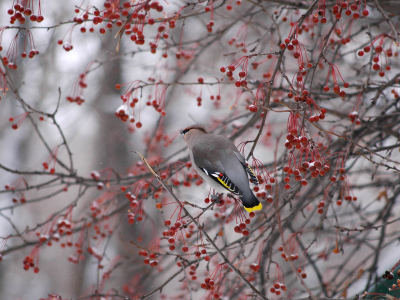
[{"x1": 181, "y1": 128, "x2": 190, "y2": 135}]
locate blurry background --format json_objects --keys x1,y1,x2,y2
[{"x1": 0, "y1": 0, "x2": 400, "y2": 299}]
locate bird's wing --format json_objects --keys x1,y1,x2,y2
[
  {"x1": 205, "y1": 170, "x2": 242, "y2": 195},
  {"x1": 191, "y1": 135, "x2": 243, "y2": 195},
  {"x1": 191, "y1": 134, "x2": 261, "y2": 211},
  {"x1": 233, "y1": 152, "x2": 259, "y2": 186},
  {"x1": 222, "y1": 152, "x2": 261, "y2": 210}
]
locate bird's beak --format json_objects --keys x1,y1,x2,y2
[{"x1": 180, "y1": 131, "x2": 184, "y2": 136}]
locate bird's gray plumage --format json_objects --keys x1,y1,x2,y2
[{"x1": 181, "y1": 124, "x2": 261, "y2": 212}]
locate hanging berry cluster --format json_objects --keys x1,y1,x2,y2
[
  {"x1": 283, "y1": 113, "x2": 331, "y2": 189},
  {"x1": 140, "y1": 238, "x2": 161, "y2": 268},
  {"x1": 358, "y1": 34, "x2": 398, "y2": 77},
  {"x1": 5, "y1": 177, "x2": 28, "y2": 203},
  {"x1": 323, "y1": 63, "x2": 348, "y2": 97},
  {"x1": 7, "y1": 0, "x2": 44, "y2": 24},
  {"x1": 269, "y1": 263, "x2": 287, "y2": 295},
  {"x1": 220, "y1": 55, "x2": 254, "y2": 88},
  {"x1": 200, "y1": 263, "x2": 226, "y2": 299},
  {"x1": 249, "y1": 239, "x2": 268, "y2": 273},
  {"x1": 2, "y1": 31, "x2": 39, "y2": 70},
  {"x1": 66, "y1": 61, "x2": 97, "y2": 105}
]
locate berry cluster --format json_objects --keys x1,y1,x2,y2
[
  {"x1": 67, "y1": 227, "x2": 86, "y2": 264},
  {"x1": 331, "y1": 0, "x2": 369, "y2": 20},
  {"x1": 220, "y1": 55, "x2": 253, "y2": 87},
  {"x1": 348, "y1": 111, "x2": 360, "y2": 124},
  {"x1": 9, "y1": 112, "x2": 29, "y2": 130},
  {"x1": 187, "y1": 265, "x2": 198, "y2": 281},
  {"x1": 140, "y1": 249, "x2": 159, "y2": 268},
  {"x1": 233, "y1": 219, "x2": 251, "y2": 236},
  {"x1": 42, "y1": 146, "x2": 60, "y2": 174},
  {"x1": 358, "y1": 34, "x2": 398, "y2": 77},
  {"x1": 7, "y1": 1, "x2": 44, "y2": 24},
  {"x1": 269, "y1": 264, "x2": 287, "y2": 295},
  {"x1": 23, "y1": 248, "x2": 40, "y2": 273},
  {"x1": 5, "y1": 178, "x2": 27, "y2": 203},
  {"x1": 200, "y1": 263, "x2": 226, "y2": 298},
  {"x1": 382, "y1": 270, "x2": 395, "y2": 280}
]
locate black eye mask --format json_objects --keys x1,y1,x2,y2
[{"x1": 180, "y1": 128, "x2": 191, "y2": 135}]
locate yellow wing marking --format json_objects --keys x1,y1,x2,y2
[
  {"x1": 246, "y1": 164, "x2": 259, "y2": 185},
  {"x1": 217, "y1": 177, "x2": 234, "y2": 192}
]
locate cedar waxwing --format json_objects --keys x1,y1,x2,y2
[{"x1": 181, "y1": 124, "x2": 262, "y2": 212}]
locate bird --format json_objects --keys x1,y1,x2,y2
[{"x1": 181, "y1": 124, "x2": 262, "y2": 212}]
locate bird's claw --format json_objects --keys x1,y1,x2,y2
[{"x1": 211, "y1": 193, "x2": 223, "y2": 204}]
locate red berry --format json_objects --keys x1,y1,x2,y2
[{"x1": 249, "y1": 105, "x2": 258, "y2": 113}]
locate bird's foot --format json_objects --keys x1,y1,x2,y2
[{"x1": 211, "y1": 193, "x2": 223, "y2": 204}]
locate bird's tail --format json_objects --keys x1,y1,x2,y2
[{"x1": 240, "y1": 192, "x2": 262, "y2": 212}]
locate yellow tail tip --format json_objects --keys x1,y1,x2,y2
[{"x1": 244, "y1": 202, "x2": 262, "y2": 213}]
